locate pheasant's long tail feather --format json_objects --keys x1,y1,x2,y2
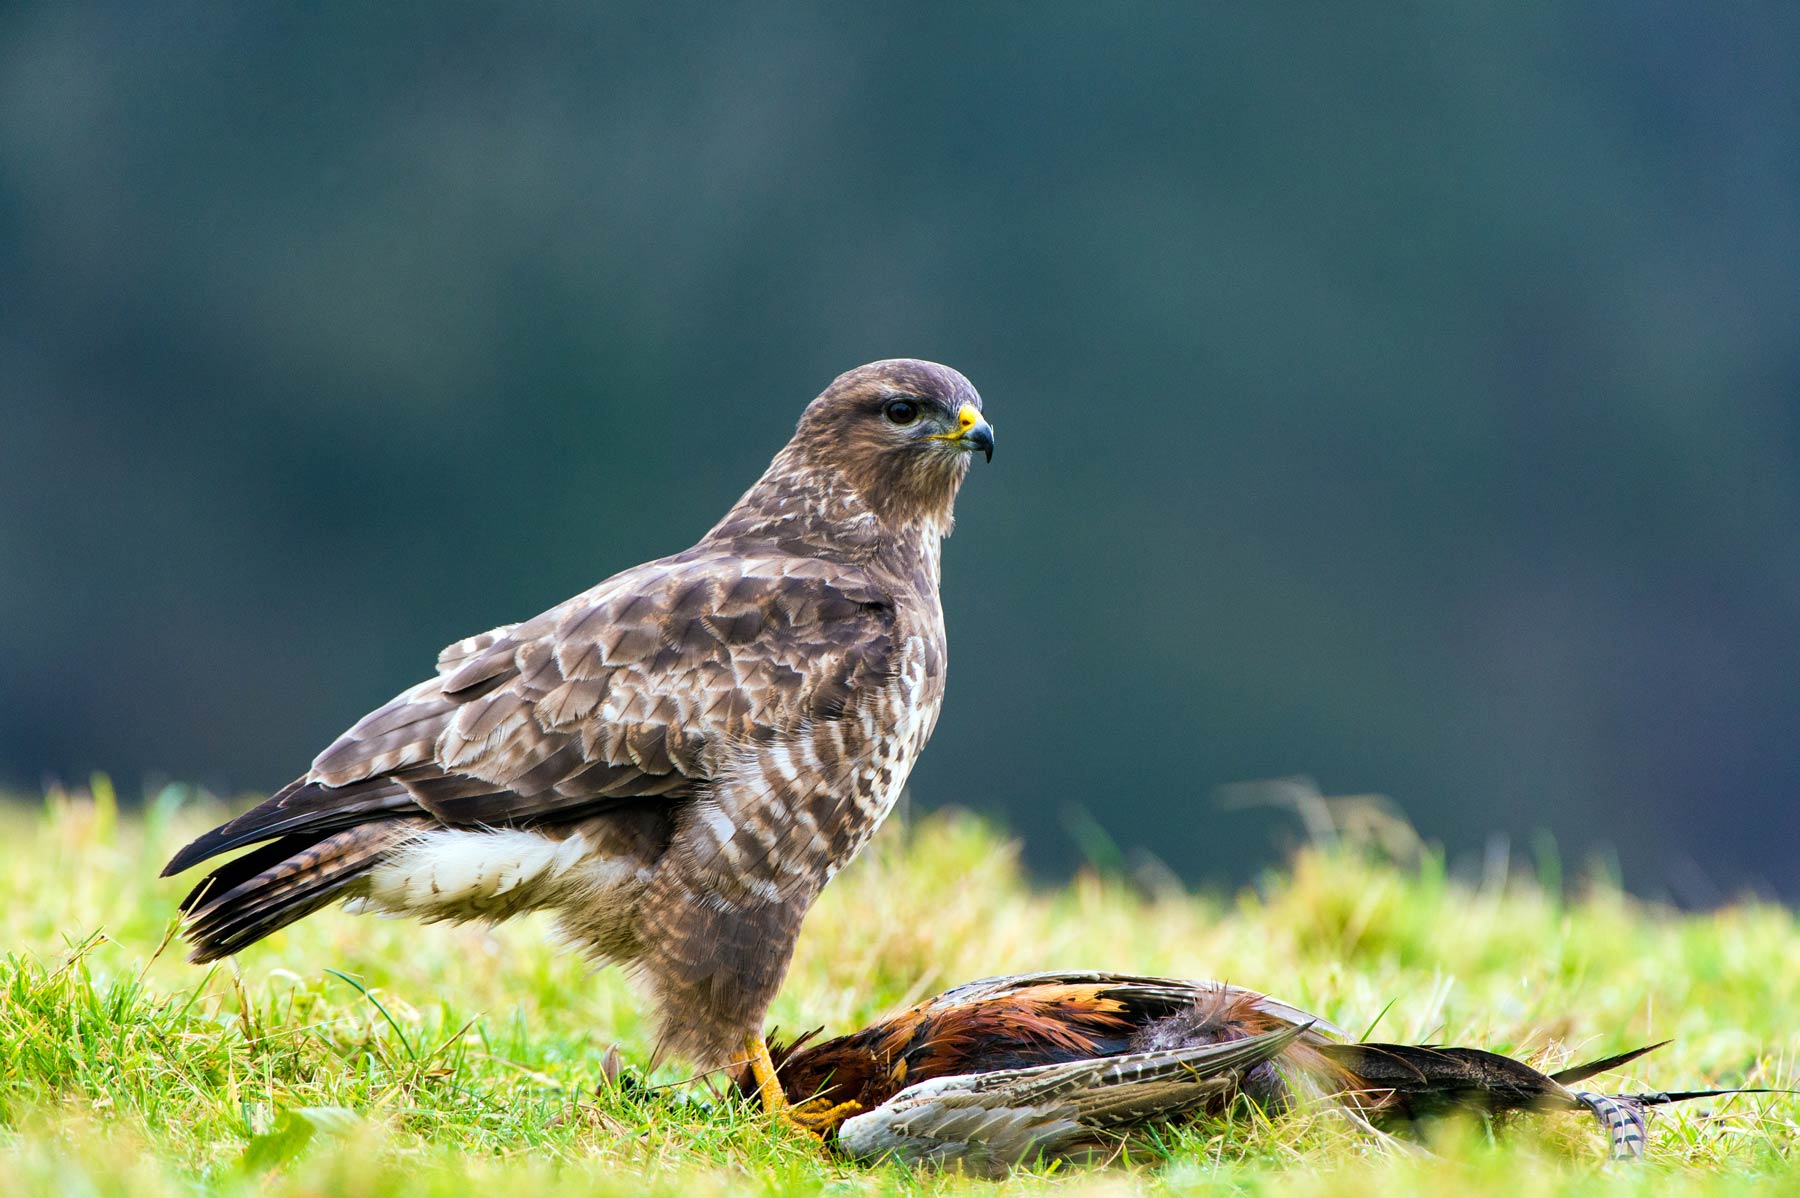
[
  {"x1": 1630, "y1": 1088, "x2": 1796, "y2": 1105},
  {"x1": 1565, "y1": 1087, "x2": 1791, "y2": 1161},
  {"x1": 1549, "y1": 1042, "x2": 1670, "y2": 1086},
  {"x1": 1315, "y1": 1042, "x2": 1581, "y2": 1119},
  {"x1": 1573, "y1": 1092, "x2": 1649, "y2": 1160},
  {"x1": 1326, "y1": 1038, "x2": 1790, "y2": 1161}
]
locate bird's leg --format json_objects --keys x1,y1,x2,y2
[
  {"x1": 744, "y1": 1033, "x2": 788, "y2": 1114},
  {"x1": 742, "y1": 1033, "x2": 863, "y2": 1136}
]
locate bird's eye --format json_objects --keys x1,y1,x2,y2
[{"x1": 883, "y1": 399, "x2": 920, "y2": 426}]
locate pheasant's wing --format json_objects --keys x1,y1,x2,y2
[{"x1": 835, "y1": 1022, "x2": 1309, "y2": 1172}]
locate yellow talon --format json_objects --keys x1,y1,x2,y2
[
  {"x1": 789, "y1": 1096, "x2": 865, "y2": 1132},
  {"x1": 741, "y1": 1034, "x2": 863, "y2": 1139}
]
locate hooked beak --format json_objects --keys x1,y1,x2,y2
[{"x1": 933, "y1": 402, "x2": 994, "y2": 462}]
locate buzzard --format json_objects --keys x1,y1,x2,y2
[
  {"x1": 162, "y1": 359, "x2": 994, "y2": 1127},
  {"x1": 749, "y1": 971, "x2": 1762, "y2": 1169}
]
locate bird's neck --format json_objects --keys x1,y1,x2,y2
[{"x1": 705, "y1": 447, "x2": 954, "y2": 584}]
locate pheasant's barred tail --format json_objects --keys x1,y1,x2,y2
[{"x1": 1574, "y1": 1092, "x2": 1649, "y2": 1160}]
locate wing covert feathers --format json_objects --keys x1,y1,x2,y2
[
  {"x1": 835, "y1": 1023, "x2": 1308, "y2": 1172},
  {"x1": 160, "y1": 556, "x2": 898, "y2": 960}
]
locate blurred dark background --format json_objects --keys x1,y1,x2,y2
[{"x1": 4, "y1": 4, "x2": 1797, "y2": 902}]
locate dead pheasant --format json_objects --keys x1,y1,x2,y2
[{"x1": 739, "y1": 971, "x2": 1774, "y2": 1173}]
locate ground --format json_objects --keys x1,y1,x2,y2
[{"x1": 0, "y1": 781, "x2": 1794, "y2": 1196}]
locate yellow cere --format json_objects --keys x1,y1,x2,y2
[{"x1": 931, "y1": 403, "x2": 982, "y2": 441}]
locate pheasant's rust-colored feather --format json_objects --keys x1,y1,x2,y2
[{"x1": 751, "y1": 972, "x2": 1337, "y2": 1114}]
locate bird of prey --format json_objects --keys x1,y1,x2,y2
[
  {"x1": 747, "y1": 971, "x2": 1769, "y2": 1170},
  {"x1": 162, "y1": 359, "x2": 994, "y2": 1127}
]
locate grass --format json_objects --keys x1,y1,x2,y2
[{"x1": 0, "y1": 780, "x2": 1795, "y2": 1196}]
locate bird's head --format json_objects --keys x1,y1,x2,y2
[{"x1": 790, "y1": 359, "x2": 993, "y2": 528}]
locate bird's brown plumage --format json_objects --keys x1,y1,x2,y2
[{"x1": 163, "y1": 359, "x2": 993, "y2": 1068}]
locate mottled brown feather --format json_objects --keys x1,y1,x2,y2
[{"x1": 163, "y1": 359, "x2": 991, "y2": 1068}]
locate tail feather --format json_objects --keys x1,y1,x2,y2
[
  {"x1": 1325, "y1": 1039, "x2": 1792, "y2": 1161},
  {"x1": 180, "y1": 819, "x2": 427, "y2": 961},
  {"x1": 1318, "y1": 1042, "x2": 1584, "y2": 1118},
  {"x1": 1549, "y1": 1042, "x2": 1670, "y2": 1086},
  {"x1": 1590, "y1": 1084, "x2": 1800, "y2": 1161},
  {"x1": 1573, "y1": 1091, "x2": 1649, "y2": 1160},
  {"x1": 1567, "y1": 1086, "x2": 1779, "y2": 1162},
  {"x1": 161, "y1": 776, "x2": 420, "y2": 877},
  {"x1": 178, "y1": 833, "x2": 331, "y2": 913},
  {"x1": 1631, "y1": 1087, "x2": 1793, "y2": 1104}
]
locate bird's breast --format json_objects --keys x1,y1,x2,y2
[{"x1": 816, "y1": 630, "x2": 945, "y2": 874}]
